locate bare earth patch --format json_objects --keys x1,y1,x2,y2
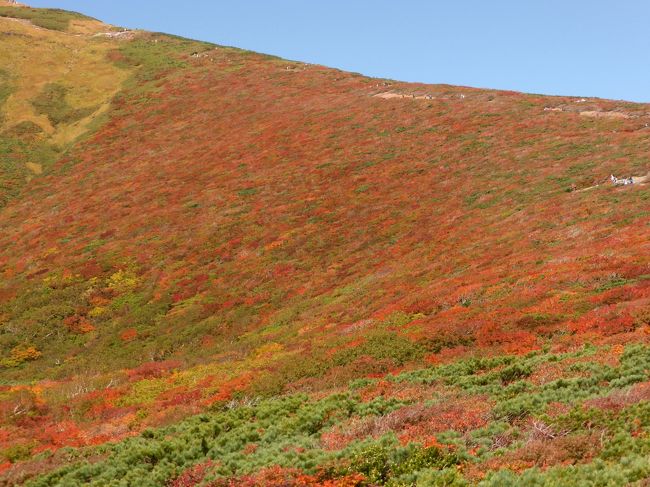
[
  {"x1": 25, "y1": 162, "x2": 42, "y2": 174},
  {"x1": 579, "y1": 110, "x2": 630, "y2": 119},
  {"x1": 374, "y1": 92, "x2": 435, "y2": 100}
]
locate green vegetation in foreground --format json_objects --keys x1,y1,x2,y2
[{"x1": 22, "y1": 343, "x2": 650, "y2": 486}]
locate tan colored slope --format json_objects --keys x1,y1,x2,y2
[
  {"x1": 0, "y1": 8, "x2": 135, "y2": 205},
  {"x1": 0, "y1": 15, "x2": 129, "y2": 146},
  {"x1": 0, "y1": 0, "x2": 107, "y2": 33}
]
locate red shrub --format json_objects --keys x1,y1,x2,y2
[
  {"x1": 119, "y1": 328, "x2": 138, "y2": 342},
  {"x1": 126, "y1": 360, "x2": 182, "y2": 381}
]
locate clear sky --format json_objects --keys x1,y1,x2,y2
[{"x1": 29, "y1": 0, "x2": 650, "y2": 102}]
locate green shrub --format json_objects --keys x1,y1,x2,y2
[
  {"x1": 498, "y1": 363, "x2": 533, "y2": 384},
  {"x1": 0, "y1": 68, "x2": 12, "y2": 113},
  {"x1": 2, "y1": 443, "x2": 33, "y2": 463},
  {"x1": 344, "y1": 442, "x2": 463, "y2": 485},
  {"x1": 347, "y1": 443, "x2": 391, "y2": 484},
  {"x1": 0, "y1": 7, "x2": 93, "y2": 32},
  {"x1": 333, "y1": 333, "x2": 425, "y2": 367}
]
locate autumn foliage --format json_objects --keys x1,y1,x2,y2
[{"x1": 0, "y1": 4, "x2": 649, "y2": 486}]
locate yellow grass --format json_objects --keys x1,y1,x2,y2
[
  {"x1": 0, "y1": 16, "x2": 131, "y2": 147},
  {"x1": 25, "y1": 161, "x2": 42, "y2": 174}
]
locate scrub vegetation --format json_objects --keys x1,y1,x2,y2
[{"x1": 0, "y1": 4, "x2": 649, "y2": 486}]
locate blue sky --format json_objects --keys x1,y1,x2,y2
[{"x1": 29, "y1": 0, "x2": 650, "y2": 102}]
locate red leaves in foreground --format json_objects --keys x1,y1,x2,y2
[
  {"x1": 320, "y1": 397, "x2": 491, "y2": 451},
  {"x1": 569, "y1": 306, "x2": 636, "y2": 336},
  {"x1": 397, "y1": 396, "x2": 492, "y2": 445}
]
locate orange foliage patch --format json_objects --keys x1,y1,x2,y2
[
  {"x1": 63, "y1": 315, "x2": 95, "y2": 334},
  {"x1": 119, "y1": 328, "x2": 138, "y2": 342},
  {"x1": 206, "y1": 373, "x2": 255, "y2": 405}
]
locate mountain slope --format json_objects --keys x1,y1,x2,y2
[
  {"x1": 0, "y1": 4, "x2": 649, "y2": 486},
  {"x1": 0, "y1": 4, "x2": 131, "y2": 206}
]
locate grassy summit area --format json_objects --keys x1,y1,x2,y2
[{"x1": 0, "y1": 6, "x2": 94, "y2": 32}]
